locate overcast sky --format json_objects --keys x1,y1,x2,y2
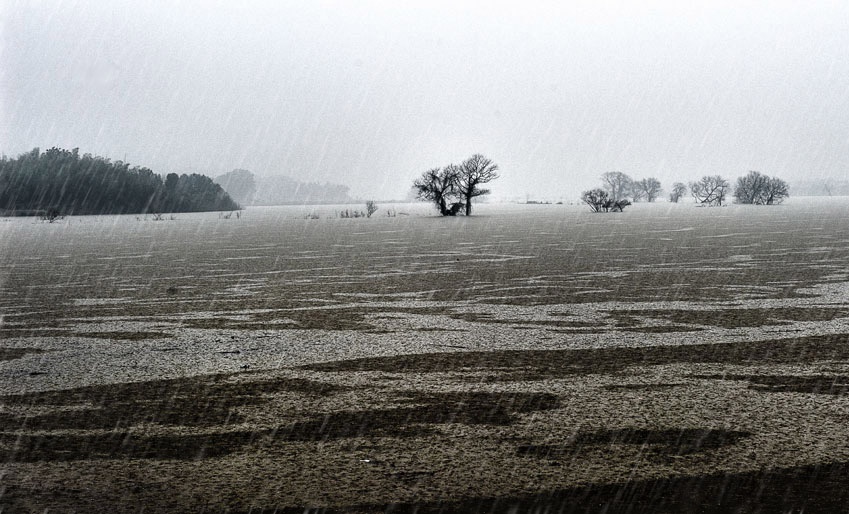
[{"x1": 2, "y1": 0, "x2": 848, "y2": 200}]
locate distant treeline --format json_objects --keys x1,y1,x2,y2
[
  {"x1": 0, "y1": 147, "x2": 239, "y2": 216},
  {"x1": 791, "y1": 179, "x2": 849, "y2": 197},
  {"x1": 215, "y1": 169, "x2": 353, "y2": 205}
]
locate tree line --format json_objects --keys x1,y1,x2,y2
[
  {"x1": 214, "y1": 169, "x2": 354, "y2": 206},
  {"x1": 582, "y1": 171, "x2": 789, "y2": 212},
  {"x1": 0, "y1": 147, "x2": 239, "y2": 216}
]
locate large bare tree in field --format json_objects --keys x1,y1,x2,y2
[
  {"x1": 733, "y1": 171, "x2": 789, "y2": 205},
  {"x1": 690, "y1": 175, "x2": 729, "y2": 206},
  {"x1": 601, "y1": 171, "x2": 634, "y2": 202},
  {"x1": 669, "y1": 182, "x2": 688, "y2": 203},
  {"x1": 458, "y1": 154, "x2": 499, "y2": 216},
  {"x1": 413, "y1": 165, "x2": 461, "y2": 216},
  {"x1": 635, "y1": 177, "x2": 663, "y2": 202}
]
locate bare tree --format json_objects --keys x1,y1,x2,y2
[
  {"x1": 581, "y1": 188, "x2": 631, "y2": 212},
  {"x1": 634, "y1": 177, "x2": 662, "y2": 202},
  {"x1": 733, "y1": 171, "x2": 769, "y2": 204},
  {"x1": 690, "y1": 175, "x2": 729, "y2": 206},
  {"x1": 458, "y1": 154, "x2": 499, "y2": 216},
  {"x1": 413, "y1": 166, "x2": 462, "y2": 216},
  {"x1": 601, "y1": 172, "x2": 634, "y2": 202},
  {"x1": 762, "y1": 177, "x2": 790, "y2": 205},
  {"x1": 669, "y1": 182, "x2": 687, "y2": 203},
  {"x1": 733, "y1": 171, "x2": 789, "y2": 205}
]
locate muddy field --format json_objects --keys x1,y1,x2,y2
[{"x1": 3, "y1": 199, "x2": 849, "y2": 512}]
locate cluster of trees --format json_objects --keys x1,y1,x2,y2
[
  {"x1": 732, "y1": 171, "x2": 790, "y2": 205},
  {"x1": 0, "y1": 147, "x2": 239, "y2": 216},
  {"x1": 216, "y1": 169, "x2": 354, "y2": 206},
  {"x1": 582, "y1": 171, "x2": 789, "y2": 212},
  {"x1": 685, "y1": 172, "x2": 788, "y2": 206},
  {"x1": 413, "y1": 154, "x2": 499, "y2": 216},
  {"x1": 596, "y1": 172, "x2": 665, "y2": 204},
  {"x1": 581, "y1": 171, "x2": 660, "y2": 212}
]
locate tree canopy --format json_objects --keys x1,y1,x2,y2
[
  {"x1": 733, "y1": 171, "x2": 789, "y2": 205},
  {"x1": 690, "y1": 175, "x2": 730, "y2": 206},
  {"x1": 457, "y1": 154, "x2": 499, "y2": 215}
]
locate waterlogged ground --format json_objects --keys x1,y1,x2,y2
[{"x1": 3, "y1": 199, "x2": 849, "y2": 512}]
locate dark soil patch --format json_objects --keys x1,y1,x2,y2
[
  {"x1": 0, "y1": 329, "x2": 70, "y2": 338},
  {"x1": 0, "y1": 429, "x2": 268, "y2": 462},
  {"x1": 604, "y1": 383, "x2": 686, "y2": 391},
  {"x1": 609, "y1": 307, "x2": 849, "y2": 329},
  {"x1": 184, "y1": 306, "x2": 451, "y2": 331},
  {"x1": 304, "y1": 334, "x2": 849, "y2": 380},
  {"x1": 228, "y1": 461, "x2": 849, "y2": 514},
  {"x1": 0, "y1": 374, "x2": 342, "y2": 431},
  {"x1": 0, "y1": 389, "x2": 558, "y2": 462},
  {"x1": 72, "y1": 331, "x2": 171, "y2": 340},
  {"x1": 278, "y1": 391, "x2": 559, "y2": 442},
  {"x1": 624, "y1": 325, "x2": 703, "y2": 334},
  {"x1": 448, "y1": 312, "x2": 596, "y2": 329},
  {"x1": 517, "y1": 428, "x2": 752, "y2": 461},
  {"x1": 0, "y1": 347, "x2": 45, "y2": 361},
  {"x1": 693, "y1": 374, "x2": 849, "y2": 395}
]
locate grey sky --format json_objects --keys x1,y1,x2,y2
[{"x1": 2, "y1": 0, "x2": 848, "y2": 200}]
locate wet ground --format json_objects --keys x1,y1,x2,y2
[{"x1": 3, "y1": 200, "x2": 849, "y2": 512}]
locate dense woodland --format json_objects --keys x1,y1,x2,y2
[{"x1": 0, "y1": 147, "x2": 239, "y2": 216}]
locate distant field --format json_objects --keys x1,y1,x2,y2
[{"x1": 3, "y1": 198, "x2": 849, "y2": 512}]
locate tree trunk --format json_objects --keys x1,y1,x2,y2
[{"x1": 465, "y1": 194, "x2": 472, "y2": 215}]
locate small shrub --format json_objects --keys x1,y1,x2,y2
[
  {"x1": 366, "y1": 201, "x2": 379, "y2": 218},
  {"x1": 40, "y1": 208, "x2": 64, "y2": 223},
  {"x1": 581, "y1": 189, "x2": 631, "y2": 212}
]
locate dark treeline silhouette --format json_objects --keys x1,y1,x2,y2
[{"x1": 0, "y1": 147, "x2": 239, "y2": 216}]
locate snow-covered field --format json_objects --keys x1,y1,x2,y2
[{"x1": 3, "y1": 198, "x2": 849, "y2": 512}]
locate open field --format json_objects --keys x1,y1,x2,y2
[{"x1": 3, "y1": 199, "x2": 849, "y2": 512}]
